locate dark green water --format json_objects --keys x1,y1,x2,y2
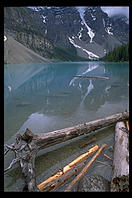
[{"x1": 4, "y1": 61, "x2": 129, "y2": 191}]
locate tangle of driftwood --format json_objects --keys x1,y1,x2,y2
[{"x1": 4, "y1": 111, "x2": 129, "y2": 191}]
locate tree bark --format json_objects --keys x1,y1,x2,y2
[
  {"x1": 4, "y1": 112, "x2": 129, "y2": 191},
  {"x1": 111, "y1": 122, "x2": 129, "y2": 192}
]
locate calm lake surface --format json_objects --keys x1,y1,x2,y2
[{"x1": 4, "y1": 61, "x2": 129, "y2": 191}]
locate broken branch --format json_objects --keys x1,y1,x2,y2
[
  {"x1": 96, "y1": 160, "x2": 112, "y2": 167},
  {"x1": 103, "y1": 153, "x2": 112, "y2": 161}
]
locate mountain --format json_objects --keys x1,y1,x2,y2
[
  {"x1": 4, "y1": 7, "x2": 129, "y2": 63},
  {"x1": 4, "y1": 7, "x2": 55, "y2": 63}
]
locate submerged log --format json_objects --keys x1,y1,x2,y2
[
  {"x1": 64, "y1": 144, "x2": 107, "y2": 192},
  {"x1": 79, "y1": 137, "x2": 96, "y2": 148},
  {"x1": 4, "y1": 112, "x2": 129, "y2": 191},
  {"x1": 111, "y1": 122, "x2": 129, "y2": 192},
  {"x1": 73, "y1": 75, "x2": 109, "y2": 80},
  {"x1": 38, "y1": 145, "x2": 99, "y2": 191},
  {"x1": 43, "y1": 161, "x2": 86, "y2": 192}
]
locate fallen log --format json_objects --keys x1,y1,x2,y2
[
  {"x1": 4, "y1": 112, "x2": 129, "y2": 191},
  {"x1": 41, "y1": 161, "x2": 86, "y2": 192},
  {"x1": 111, "y1": 122, "x2": 129, "y2": 192},
  {"x1": 37, "y1": 145, "x2": 99, "y2": 191},
  {"x1": 64, "y1": 144, "x2": 107, "y2": 192},
  {"x1": 24, "y1": 111, "x2": 128, "y2": 152},
  {"x1": 73, "y1": 75, "x2": 109, "y2": 80},
  {"x1": 79, "y1": 137, "x2": 96, "y2": 148}
]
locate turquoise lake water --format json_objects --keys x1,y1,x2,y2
[{"x1": 4, "y1": 61, "x2": 129, "y2": 191}]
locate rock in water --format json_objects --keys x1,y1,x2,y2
[{"x1": 75, "y1": 174, "x2": 110, "y2": 192}]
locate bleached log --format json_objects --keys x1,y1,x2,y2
[{"x1": 111, "y1": 122, "x2": 129, "y2": 192}]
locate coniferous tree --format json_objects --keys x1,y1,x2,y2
[{"x1": 104, "y1": 43, "x2": 129, "y2": 62}]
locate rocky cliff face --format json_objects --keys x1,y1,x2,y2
[
  {"x1": 4, "y1": 34, "x2": 50, "y2": 64},
  {"x1": 4, "y1": 6, "x2": 129, "y2": 61},
  {"x1": 16, "y1": 32, "x2": 53, "y2": 58},
  {"x1": 27, "y1": 6, "x2": 129, "y2": 60},
  {"x1": 4, "y1": 7, "x2": 54, "y2": 60}
]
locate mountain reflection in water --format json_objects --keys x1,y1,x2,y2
[{"x1": 4, "y1": 61, "x2": 129, "y2": 142}]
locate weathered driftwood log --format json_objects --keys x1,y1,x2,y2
[
  {"x1": 111, "y1": 122, "x2": 129, "y2": 192},
  {"x1": 24, "y1": 111, "x2": 128, "y2": 152},
  {"x1": 4, "y1": 131, "x2": 39, "y2": 192},
  {"x1": 64, "y1": 144, "x2": 107, "y2": 192},
  {"x1": 4, "y1": 112, "x2": 129, "y2": 192},
  {"x1": 38, "y1": 145, "x2": 99, "y2": 191},
  {"x1": 73, "y1": 75, "x2": 109, "y2": 80}
]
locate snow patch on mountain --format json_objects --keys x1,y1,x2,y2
[
  {"x1": 68, "y1": 37, "x2": 99, "y2": 59},
  {"x1": 91, "y1": 13, "x2": 96, "y2": 20},
  {"x1": 77, "y1": 27, "x2": 83, "y2": 40},
  {"x1": 77, "y1": 7, "x2": 95, "y2": 43},
  {"x1": 42, "y1": 16, "x2": 46, "y2": 23},
  {"x1": 105, "y1": 27, "x2": 113, "y2": 35},
  {"x1": 4, "y1": 35, "x2": 7, "y2": 42},
  {"x1": 102, "y1": 18, "x2": 105, "y2": 27},
  {"x1": 45, "y1": 29, "x2": 47, "y2": 34},
  {"x1": 29, "y1": 7, "x2": 44, "y2": 12},
  {"x1": 104, "y1": 49, "x2": 107, "y2": 54}
]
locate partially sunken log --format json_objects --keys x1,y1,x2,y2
[
  {"x1": 38, "y1": 145, "x2": 99, "y2": 191},
  {"x1": 26, "y1": 111, "x2": 129, "y2": 152},
  {"x1": 79, "y1": 137, "x2": 96, "y2": 148},
  {"x1": 43, "y1": 161, "x2": 86, "y2": 192},
  {"x1": 111, "y1": 122, "x2": 129, "y2": 192},
  {"x1": 4, "y1": 112, "x2": 129, "y2": 192},
  {"x1": 64, "y1": 144, "x2": 107, "y2": 192},
  {"x1": 73, "y1": 75, "x2": 109, "y2": 80}
]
